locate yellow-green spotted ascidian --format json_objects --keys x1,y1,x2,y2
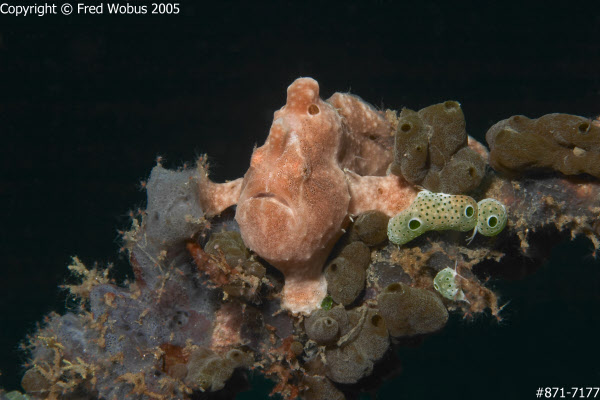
[
  {"x1": 433, "y1": 265, "x2": 467, "y2": 301},
  {"x1": 387, "y1": 190, "x2": 478, "y2": 245},
  {"x1": 466, "y1": 198, "x2": 508, "y2": 244},
  {"x1": 387, "y1": 190, "x2": 508, "y2": 246}
]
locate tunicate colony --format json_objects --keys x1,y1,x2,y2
[{"x1": 387, "y1": 190, "x2": 507, "y2": 246}]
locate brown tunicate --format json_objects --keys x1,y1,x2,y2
[
  {"x1": 205, "y1": 231, "x2": 248, "y2": 268},
  {"x1": 243, "y1": 260, "x2": 266, "y2": 278},
  {"x1": 303, "y1": 376, "x2": 346, "y2": 400},
  {"x1": 325, "y1": 255, "x2": 366, "y2": 305},
  {"x1": 323, "y1": 241, "x2": 371, "y2": 305},
  {"x1": 206, "y1": 231, "x2": 266, "y2": 279},
  {"x1": 225, "y1": 348, "x2": 253, "y2": 368},
  {"x1": 391, "y1": 101, "x2": 486, "y2": 194},
  {"x1": 486, "y1": 113, "x2": 600, "y2": 178},
  {"x1": 339, "y1": 241, "x2": 371, "y2": 268},
  {"x1": 323, "y1": 307, "x2": 390, "y2": 384},
  {"x1": 350, "y1": 210, "x2": 390, "y2": 246},
  {"x1": 378, "y1": 282, "x2": 448, "y2": 337},
  {"x1": 305, "y1": 306, "x2": 350, "y2": 344},
  {"x1": 308, "y1": 317, "x2": 339, "y2": 344},
  {"x1": 21, "y1": 368, "x2": 51, "y2": 394},
  {"x1": 347, "y1": 308, "x2": 389, "y2": 361},
  {"x1": 324, "y1": 342, "x2": 373, "y2": 384},
  {"x1": 390, "y1": 110, "x2": 429, "y2": 182},
  {"x1": 184, "y1": 347, "x2": 236, "y2": 392},
  {"x1": 203, "y1": 230, "x2": 266, "y2": 299},
  {"x1": 424, "y1": 101, "x2": 468, "y2": 167},
  {"x1": 290, "y1": 341, "x2": 304, "y2": 356}
]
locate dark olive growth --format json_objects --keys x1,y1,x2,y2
[
  {"x1": 21, "y1": 368, "x2": 51, "y2": 394},
  {"x1": 392, "y1": 110, "x2": 429, "y2": 183},
  {"x1": 303, "y1": 376, "x2": 345, "y2": 400},
  {"x1": 184, "y1": 347, "x2": 238, "y2": 392},
  {"x1": 243, "y1": 260, "x2": 266, "y2": 278},
  {"x1": 305, "y1": 306, "x2": 350, "y2": 344},
  {"x1": 324, "y1": 242, "x2": 371, "y2": 305},
  {"x1": 324, "y1": 307, "x2": 389, "y2": 384},
  {"x1": 348, "y1": 308, "x2": 389, "y2": 360},
  {"x1": 290, "y1": 341, "x2": 304, "y2": 356},
  {"x1": 377, "y1": 282, "x2": 448, "y2": 337},
  {"x1": 325, "y1": 343, "x2": 372, "y2": 384},
  {"x1": 325, "y1": 255, "x2": 366, "y2": 305},
  {"x1": 351, "y1": 210, "x2": 390, "y2": 246},
  {"x1": 390, "y1": 101, "x2": 485, "y2": 194},
  {"x1": 310, "y1": 317, "x2": 339, "y2": 344},
  {"x1": 486, "y1": 113, "x2": 600, "y2": 178},
  {"x1": 205, "y1": 231, "x2": 248, "y2": 267},
  {"x1": 206, "y1": 231, "x2": 265, "y2": 278},
  {"x1": 339, "y1": 241, "x2": 371, "y2": 268}
]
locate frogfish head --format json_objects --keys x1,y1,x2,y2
[{"x1": 235, "y1": 77, "x2": 350, "y2": 283}]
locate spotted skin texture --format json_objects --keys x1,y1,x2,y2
[
  {"x1": 476, "y1": 198, "x2": 507, "y2": 237},
  {"x1": 433, "y1": 267, "x2": 465, "y2": 301},
  {"x1": 387, "y1": 190, "x2": 478, "y2": 245}
]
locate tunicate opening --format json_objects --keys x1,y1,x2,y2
[
  {"x1": 308, "y1": 104, "x2": 320, "y2": 115},
  {"x1": 400, "y1": 123, "x2": 412, "y2": 132},
  {"x1": 465, "y1": 206, "x2": 474, "y2": 218},
  {"x1": 330, "y1": 263, "x2": 338, "y2": 273},
  {"x1": 323, "y1": 317, "x2": 334, "y2": 327},
  {"x1": 444, "y1": 101, "x2": 459, "y2": 110},
  {"x1": 408, "y1": 218, "x2": 421, "y2": 230},
  {"x1": 487, "y1": 215, "x2": 498, "y2": 228},
  {"x1": 468, "y1": 166, "x2": 477, "y2": 178},
  {"x1": 371, "y1": 314, "x2": 383, "y2": 328},
  {"x1": 386, "y1": 283, "x2": 402, "y2": 293},
  {"x1": 578, "y1": 122, "x2": 590, "y2": 134}
]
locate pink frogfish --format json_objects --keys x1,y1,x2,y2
[{"x1": 199, "y1": 77, "x2": 418, "y2": 314}]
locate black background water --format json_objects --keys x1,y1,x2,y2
[{"x1": 1, "y1": 2, "x2": 599, "y2": 399}]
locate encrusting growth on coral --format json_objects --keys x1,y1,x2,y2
[{"x1": 5, "y1": 78, "x2": 600, "y2": 400}]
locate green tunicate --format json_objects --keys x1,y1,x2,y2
[
  {"x1": 387, "y1": 210, "x2": 427, "y2": 246},
  {"x1": 433, "y1": 267, "x2": 466, "y2": 301},
  {"x1": 476, "y1": 198, "x2": 507, "y2": 237},
  {"x1": 387, "y1": 190, "x2": 478, "y2": 245}
]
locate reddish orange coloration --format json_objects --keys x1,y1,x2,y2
[
  {"x1": 186, "y1": 242, "x2": 237, "y2": 287},
  {"x1": 160, "y1": 343, "x2": 188, "y2": 374},
  {"x1": 234, "y1": 78, "x2": 418, "y2": 313},
  {"x1": 196, "y1": 78, "x2": 420, "y2": 313}
]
